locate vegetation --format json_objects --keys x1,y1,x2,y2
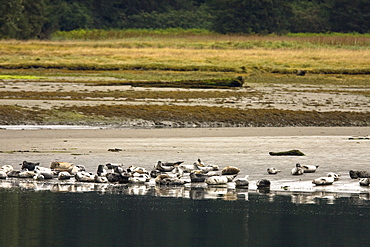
[
  {"x1": 51, "y1": 29, "x2": 370, "y2": 48},
  {"x1": 0, "y1": 33, "x2": 369, "y2": 76},
  {"x1": 0, "y1": 88, "x2": 259, "y2": 101},
  {"x1": 1, "y1": 0, "x2": 370, "y2": 40},
  {"x1": 0, "y1": 105, "x2": 369, "y2": 127}
]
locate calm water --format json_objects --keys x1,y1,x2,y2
[{"x1": 1, "y1": 183, "x2": 370, "y2": 247}]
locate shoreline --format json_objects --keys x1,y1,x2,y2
[
  {"x1": 1, "y1": 126, "x2": 369, "y2": 139},
  {"x1": 0, "y1": 126, "x2": 369, "y2": 197}
]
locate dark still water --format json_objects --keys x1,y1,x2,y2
[{"x1": 1, "y1": 187, "x2": 370, "y2": 247}]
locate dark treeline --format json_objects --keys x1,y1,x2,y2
[{"x1": 0, "y1": 0, "x2": 369, "y2": 39}]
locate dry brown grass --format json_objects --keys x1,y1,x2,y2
[{"x1": 0, "y1": 38, "x2": 369, "y2": 74}]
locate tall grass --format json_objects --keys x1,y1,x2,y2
[
  {"x1": 52, "y1": 28, "x2": 214, "y2": 40},
  {"x1": 1, "y1": 43, "x2": 368, "y2": 74},
  {"x1": 0, "y1": 29, "x2": 369, "y2": 76},
  {"x1": 51, "y1": 29, "x2": 370, "y2": 48}
]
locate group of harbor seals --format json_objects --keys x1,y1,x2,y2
[
  {"x1": 0, "y1": 160, "x2": 248, "y2": 188},
  {"x1": 267, "y1": 163, "x2": 342, "y2": 186},
  {"x1": 0, "y1": 158, "x2": 367, "y2": 190}
]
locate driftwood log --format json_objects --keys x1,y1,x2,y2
[
  {"x1": 349, "y1": 170, "x2": 370, "y2": 179},
  {"x1": 269, "y1": 150, "x2": 305, "y2": 156}
]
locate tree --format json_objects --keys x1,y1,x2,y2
[
  {"x1": 58, "y1": 2, "x2": 93, "y2": 31},
  {"x1": 289, "y1": 0, "x2": 330, "y2": 33},
  {"x1": 206, "y1": 0, "x2": 293, "y2": 34},
  {"x1": 326, "y1": 0, "x2": 370, "y2": 33},
  {"x1": 0, "y1": 0, "x2": 23, "y2": 38},
  {"x1": 17, "y1": 0, "x2": 47, "y2": 39},
  {"x1": 0, "y1": 0, "x2": 47, "y2": 39},
  {"x1": 124, "y1": 8, "x2": 213, "y2": 29},
  {"x1": 84, "y1": 0, "x2": 127, "y2": 29}
]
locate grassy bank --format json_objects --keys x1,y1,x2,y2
[
  {"x1": 0, "y1": 47, "x2": 368, "y2": 74},
  {"x1": 51, "y1": 29, "x2": 370, "y2": 48},
  {"x1": 0, "y1": 31, "x2": 369, "y2": 76}
]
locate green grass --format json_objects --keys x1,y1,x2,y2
[
  {"x1": 0, "y1": 75, "x2": 45, "y2": 80},
  {"x1": 51, "y1": 29, "x2": 370, "y2": 49},
  {"x1": 52, "y1": 28, "x2": 214, "y2": 40}
]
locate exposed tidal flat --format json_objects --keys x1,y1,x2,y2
[
  {"x1": 0, "y1": 127, "x2": 370, "y2": 246},
  {"x1": 1, "y1": 78, "x2": 369, "y2": 128},
  {"x1": 1, "y1": 126, "x2": 370, "y2": 194}
]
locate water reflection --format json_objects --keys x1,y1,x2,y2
[
  {"x1": 2, "y1": 179, "x2": 370, "y2": 205},
  {"x1": 291, "y1": 191, "x2": 339, "y2": 204},
  {"x1": 1, "y1": 182, "x2": 370, "y2": 247}
]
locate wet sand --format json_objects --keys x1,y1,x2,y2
[
  {"x1": 1, "y1": 126, "x2": 369, "y2": 139},
  {"x1": 1, "y1": 126, "x2": 370, "y2": 195}
]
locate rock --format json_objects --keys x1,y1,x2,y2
[{"x1": 296, "y1": 69, "x2": 306, "y2": 76}]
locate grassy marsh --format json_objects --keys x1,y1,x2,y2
[
  {"x1": 1, "y1": 32, "x2": 370, "y2": 74},
  {"x1": 0, "y1": 46, "x2": 368, "y2": 74},
  {"x1": 0, "y1": 32, "x2": 369, "y2": 127},
  {"x1": 52, "y1": 29, "x2": 370, "y2": 48}
]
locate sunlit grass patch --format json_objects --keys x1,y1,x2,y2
[
  {"x1": 51, "y1": 29, "x2": 370, "y2": 48},
  {"x1": 1, "y1": 36, "x2": 369, "y2": 75},
  {"x1": 0, "y1": 75, "x2": 45, "y2": 80}
]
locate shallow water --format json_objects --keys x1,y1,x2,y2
[{"x1": 1, "y1": 184, "x2": 370, "y2": 247}]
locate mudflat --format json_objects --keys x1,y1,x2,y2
[
  {"x1": 1, "y1": 126, "x2": 369, "y2": 194},
  {"x1": 0, "y1": 76, "x2": 369, "y2": 195},
  {"x1": 0, "y1": 79, "x2": 369, "y2": 127}
]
